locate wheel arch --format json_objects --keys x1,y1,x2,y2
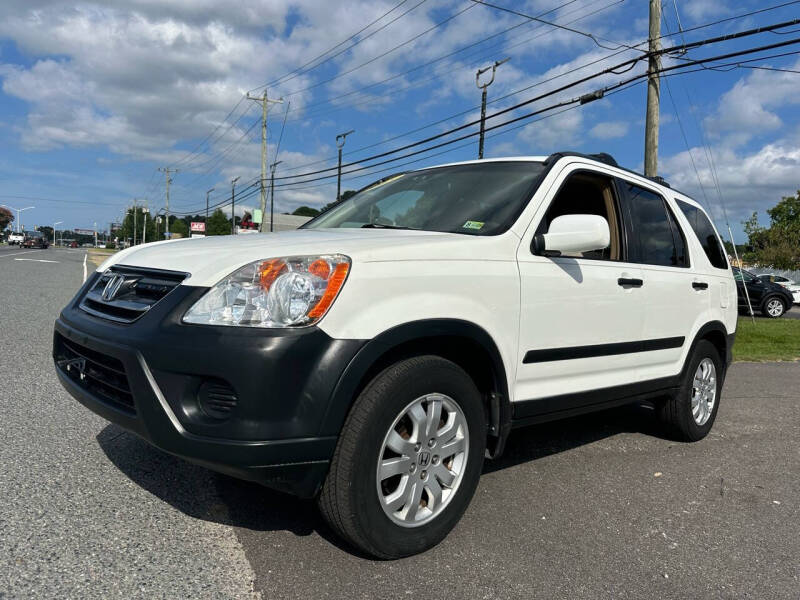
[
  {"x1": 319, "y1": 319, "x2": 512, "y2": 457},
  {"x1": 688, "y1": 320, "x2": 732, "y2": 376}
]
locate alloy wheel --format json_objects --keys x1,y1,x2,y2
[
  {"x1": 376, "y1": 393, "x2": 469, "y2": 528},
  {"x1": 691, "y1": 358, "x2": 717, "y2": 426}
]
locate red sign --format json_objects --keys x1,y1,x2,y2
[{"x1": 190, "y1": 222, "x2": 205, "y2": 232}]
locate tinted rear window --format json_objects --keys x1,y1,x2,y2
[
  {"x1": 675, "y1": 200, "x2": 728, "y2": 270},
  {"x1": 626, "y1": 183, "x2": 688, "y2": 267}
]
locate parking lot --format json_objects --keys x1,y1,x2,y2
[{"x1": 2, "y1": 245, "x2": 798, "y2": 599}]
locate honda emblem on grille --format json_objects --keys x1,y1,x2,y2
[{"x1": 102, "y1": 273, "x2": 125, "y2": 301}]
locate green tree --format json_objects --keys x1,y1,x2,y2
[
  {"x1": 206, "y1": 208, "x2": 231, "y2": 236},
  {"x1": 169, "y1": 218, "x2": 189, "y2": 238},
  {"x1": 742, "y1": 191, "x2": 800, "y2": 269},
  {"x1": 120, "y1": 206, "x2": 157, "y2": 244},
  {"x1": 0, "y1": 207, "x2": 13, "y2": 231},
  {"x1": 319, "y1": 190, "x2": 356, "y2": 215},
  {"x1": 292, "y1": 206, "x2": 321, "y2": 217}
]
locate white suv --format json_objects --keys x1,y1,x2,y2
[{"x1": 53, "y1": 152, "x2": 737, "y2": 558}]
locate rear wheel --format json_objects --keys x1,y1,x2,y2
[
  {"x1": 318, "y1": 355, "x2": 485, "y2": 559},
  {"x1": 658, "y1": 339, "x2": 722, "y2": 441},
  {"x1": 762, "y1": 296, "x2": 786, "y2": 318}
]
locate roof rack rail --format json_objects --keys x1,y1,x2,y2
[
  {"x1": 545, "y1": 151, "x2": 674, "y2": 189},
  {"x1": 544, "y1": 151, "x2": 618, "y2": 167},
  {"x1": 647, "y1": 175, "x2": 671, "y2": 188}
]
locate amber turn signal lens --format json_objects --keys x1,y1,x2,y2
[
  {"x1": 259, "y1": 259, "x2": 287, "y2": 290},
  {"x1": 308, "y1": 259, "x2": 331, "y2": 280},
  {"x1": 308, "y1": 262, "x2": 349, "y2": 318}
]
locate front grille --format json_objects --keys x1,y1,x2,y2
[
  {"x1": 55, "y1": 334, "x2": 135, "y2": 414},
  {"x1": 79, "y1": 265, "x2": 188, "y2": 323}
]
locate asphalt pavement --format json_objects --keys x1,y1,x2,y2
[{"x1": 1, "y1": 244, "x2": 798, "y2": 599}]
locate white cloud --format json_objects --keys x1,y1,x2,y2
[
  {"x1": 703, "y1": 59, "x2": 800, "y2": 147},
  {"x1": 589, "y1": 120, "x2": 628, "y2": 139}
]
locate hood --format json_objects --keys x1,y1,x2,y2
[{"x1": 100, "y1": 228, "x2": 516, "y2": 287}]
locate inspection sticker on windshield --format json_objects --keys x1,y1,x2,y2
[{"x1": 462, "y1": 220, "x2": 484, "y2": 230}]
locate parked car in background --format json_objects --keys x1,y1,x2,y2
[
  {"x1": 8, "y1": 231, "x2": 24, "y2": 245},
  {"x1": 757, "y1": 273, "x2": 800, "y2": 304},
  {"x1": 733, "y1": 267, "x2": 794, "y2": 317},
  {"x1": 69, "y1": 241, "x2": 78, "y2": 248},
  {"x1": 21, "y1": 230, "x2": 49, "y2": 249}
]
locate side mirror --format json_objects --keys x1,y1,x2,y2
[{"x1": 533, "y1": 214, "x2": 610, "y2": 256}]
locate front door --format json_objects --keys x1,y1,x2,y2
[{"x1": 514, "y1": 167, "x2": 645, "y2": 408}]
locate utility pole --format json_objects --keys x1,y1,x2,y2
[
  {"x1": 53, "y1": 221, "x2": 63, "y2": 246},
  {"x1": 142, "y1": 203, "x2": 149, "y2": 244},
  {"x1": 94, "y1": 222, "x2": 98, "y2": 248},
  {"x1": 476, "y1": 58, "x2": 509, "y2": 159},
  {"x1": 644, "y1": 0, "x2": 662, "y2": 177},
  {"x1": 269, "y1": 161, "x2": 282, "y2": 232},
  {"x1": 205, "y1": 187, "x2": 214, "y2": 228},
  {"x1": 230, "y1": 176, "x2": 240, "y2": 235},
  {"x1": 158, "y1": 167, "x2": 178, "y2": 238},
  {"x1": 336, "y1": 130, "x2": 355, "y2": 201},
  {"x1": 1, "y1": 205, "x2": 34, "y2": 233},
  {"x1": 247, "y1": 90, "x2": 284, "y2": 232},
  {"x1": 132, "y1": 200, "x2": 137, "y2": 246}
]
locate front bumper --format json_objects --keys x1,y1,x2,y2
[{"x1": 53, "y1": 273, "x2": 365, "y2": 497}]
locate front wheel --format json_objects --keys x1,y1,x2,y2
[
  {"x1": 762, "y1": 296, "x2": 786, "y2": 318},
  {"x1": 318, "y1": 355, "x2": 486, "y2": 559}
]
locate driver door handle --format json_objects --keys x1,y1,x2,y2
[
  {"x1": 618, "y1": 277, "x2": 643, "y2": 288},
  {"x1": 692, "y1": 281, "x2": 709, "y2": 290}
]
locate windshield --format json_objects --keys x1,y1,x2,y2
[
  {"x1": 733, "y1": 267, "x2": 756, "y2": 283},
  {"x1": 24, "y1": 231, "x2": 42, "y2": 238},
  {"x1": 304, "y1": 161, "x2": 545, "y2": 236}
]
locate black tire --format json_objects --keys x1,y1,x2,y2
[
  {"x1": 658, "y1": 339, "x2": 723, "y2": 442},
  {"x1": 761, "y1": 296, "x2": 786, "y2": 318},
  {"x1": 318, "y1": 355, "x2": 486, "y2": 559}
]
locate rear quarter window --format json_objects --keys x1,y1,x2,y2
[{"x1": 675, "y1": 200, "x2": 729, "y2": 270}]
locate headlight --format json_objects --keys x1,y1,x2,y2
[{"x1": 183, "y1": 254, "x2": 350, "y2": 328}]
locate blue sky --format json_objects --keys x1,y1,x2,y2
[{"x1": 0, "y1": 0, "x2": 799, "y2": 242}]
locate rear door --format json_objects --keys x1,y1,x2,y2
[
  {"x1": 619, "y1": 181, "x2": 709, "y2": 381},
  {"x1": 514, "y1": 166, "x2": 645, "y2": 405}
]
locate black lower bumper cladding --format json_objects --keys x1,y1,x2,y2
[{"x1": 53, "y1": 274, "x2": 365, "y2": 497}]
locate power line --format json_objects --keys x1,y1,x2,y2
[
  {"x1": 155, "y1": 0, "x2": 800, "y2": 188},
  {"x1": 276, "y1": 8, "x2": 800, "y2": 177},
  {"x1": 269, "y1": 37, "x2": 800, "y2": 190},
  {"x1": 253, "y1": 0, "x2": 426, "y2": 91},
  {"x1": 281, "y1": 0, "x2": 620, "y2": 125},
  {"x1": 469, "y1": 0, "x2": 640, "y2": 51},
  {"x1": 267, "y1": 20, "x2": 800, "y2": 186},
  {"x1": 277, "y1": 2, "x2": 479, "y2": 99}
]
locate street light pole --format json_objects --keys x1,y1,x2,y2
[
  {"x1": 53, "y1": 221, "x2": 63, "y2": 246},
  {"x1": 269, "y1": 161, "x2": 282, "y2": 233},
  {"x1": 230, "y1": 176, "x2": 240, "y2": 235},
  {"x1": 475, "y1": 57, "x2": 509, "y2": 159},
  {"x1": 336, "y1": 130, "x2": 355, "y2": 201},
  {"x1": 1, "y1": 205, "x2": 35, "y2": 233}
]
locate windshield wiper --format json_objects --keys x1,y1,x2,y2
[{"x1": 361, "y1": 223, "x2": 419, "y2": 230}]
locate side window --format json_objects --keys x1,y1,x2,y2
[
  {"x1": 675, "y1": 200, "x2": 729, "y2": 270},
  {"x1": 626, "y1": 183, "x2": 688, "y2": 267},
  {"x1": 537, "y1": 171, "x2": 622, "y2": 261}
]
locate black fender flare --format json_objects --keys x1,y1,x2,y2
[
  {"x1": 684, "y1": 320, "x2": 734, "y2": 377},
  {"x1": 317, "y1": 319, "x2": 511, "y2": 453}
]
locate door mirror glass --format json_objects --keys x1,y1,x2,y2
[{"x1": 534, "y1": 214, "x2": 610, "y2": 256}]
